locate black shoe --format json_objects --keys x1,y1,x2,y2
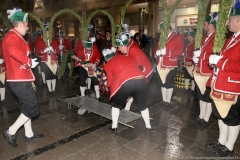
[
  {"x1": 52, "y1": 90, "x2": 56, "y2": 95},
  {"x1": 85, "y1": 89, "x2": 91, "y2": 95},
  {"x1": 206, "y1": 141, "x2": 224, "y2": 148},
  {"x1": 159, "y1": 101, "x2": 166, "y2": 106},
  {"x1": 108, "y1": 125, "x2": 117, "y2": 134},
  {"x1": 97, "y1": 97, "x2": 103, "y2": 102},
  {"x1": 146, "y1": 128, "x2": 151, "y2": 134},
  {"x1": 25, "y1": 133, "x2": 44, "y2": 142},
  {"x1": 46, "y1": 91, "x2": 52, "y2": 96},
  {"x1": 3, "y1": 129, "x2": 18, "y2": 147},
  {"x1": 190, "y1": 117, "x2": 202, "y2": 124},
  {"x1": 196, "y1": 119, "x2": 208, "y2": 127},
  {"x1": 214, "y1": 146, "x2": 234, "y2": 157},
  {"x1": 1, "y1": 99, "x2": 6, "y2": 106}
]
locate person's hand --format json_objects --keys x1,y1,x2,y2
[
  {"x1": 31, "y1": 58, "x2": 39, "y2": 68},
  {"x1": 43, "y1": 47, "x2": 50, "y2": 53},
  {"x1": 209, "y1": 55, "x2": 222, "y2": 64},
  {"x1": 91, "y1": 63, "x2": 96, "y2": 70},
  {"x1": 156, "y1": 49, "x2": 161, "y2": 56},
  {"x1": 192, "y1": 56, "x2": 199, "y2": 63},
  {"x1": 58, "y1": 45, "x2": 64, "y2": 50},
  {"x1": 0, "y1": 59, "x2": 4, "y2": 64},
  {"x1": 160, "y1": 47, "x2": 166, "y2": 55},
  {"x1": 49, "y1": 46, "x2": 54, "y2": 53},
  {"x1": 194, "y1": 50, "x2": 201, "y2": 57}
]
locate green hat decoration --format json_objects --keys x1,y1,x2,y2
[
  {"x1": 205, "y1": 12, "x2": 218, "y2": 26},
  {"x1": 88, "y1": 25, "x2": 93, "y2": 32},
  {"x1": 59, "y1": 30, "x2": 64, "y2": 34},
  {"x1": 187, "y1": 28, "x2": 196, "y2": 37},
  {"x1": 116, "y1": 32, "x2": 129, "y2": 46},
  {"x1": 159, "y1": 22, "x2": 163, "y2": 30},
  {"x1": 229, "y1": 0, "x2": 240, "y2": 16},
  {"x1": 7, "y1": 7, "x2": 28, "y2": 22},
  {"x1": 33, "y1": 30, "x2": 42, "y2": 37},
  {"x1": 83, "y1": 40, "x2": 93, "y2": 48},
  {"x1": 102, "y1": 47, "x2": 116, "y2": 61}
]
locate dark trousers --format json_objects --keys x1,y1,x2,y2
[
  {"x1": 78, "y1": 66, "x2": 99, "y2": 87},
  {"x1": 40, "y1": 62, "x2": 57, "y2": 80},
  {"x1": 9, "y1": 82, "x2": 39, "y2": 119},
  {"x1": 112, "y1": 78, "x2": 147, "y2": 111},
  {"x1": 157, "y1": 68, "x2": 177, "y2": 88},
  {"x1": 212, "y1": 96, "x2": 240, "y2": 126}
]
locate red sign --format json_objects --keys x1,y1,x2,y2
[{"x1": 189, "y1": 17, "x2": 198, "y2": 25}]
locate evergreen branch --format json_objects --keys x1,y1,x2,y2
[{"x1": 213, "y1": 0, "x2": 232, "y2": 53}]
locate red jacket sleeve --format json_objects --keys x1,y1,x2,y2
[{"x1": 165, "y1": 34, "x2": 184, "y2": 58}]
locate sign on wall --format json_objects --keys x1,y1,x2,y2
[{"x1": 176, "y1": 15, "x2": 198, "y2": 27}]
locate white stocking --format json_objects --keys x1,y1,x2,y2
[
  {"x1": 191, "y1": 80, "x2": 195, "y2": 91},
  {"x1": 203, "y1": 102, "x2": 212, "y2": 122},
  {"x1": 87, "y1": 78, "x2": 91, "y2": 89},
  {"x1": 199, "y1": 100, "x2": 207, "y2": 119},
  {"x1": 94, "y1": 85, "x2": 100, "y2": 99},
  {"x1": 218, "y1": 120, "x2": 228, "y2": 145},
  {"x1": 80, "y1": 86, "x2": 86, "y2": 96},
  {"x1": 24, "y1": 119, "x2": 34, "y2": 138},
  {"x1": 161, "y1": 87, "x2": 167, "y2": 102},
  {"x1": 124, "y1": 97, "x2": 133, "y2": 111},
  {"x1": 41, "y1": 72, "x2": 46, "y2": 84},
  {"x1": 9, "y1": 113, "x2": 29, "y2": 135},
  {"x1": 185, "y1": 79, "x2": 190, "y2": 90},
  {"x1": 111, "y1": 107, "x2": 120, "y2": 128},
  {"x1": 141, "y1": 108, "x2": 151, "y2": 129},
  {"x1": 0, "y1": 87, "x2": 5, "y2": 101},
  {"x1": 46, "y1": 80, "x2": 52, "y2": 92},
  {"x1": 166, "y1": 88, "x2": 173, "y2": 103},
  {"x1": 51, "y1": 79, "x2": 56, "y2": 91},
  {"x1": 225, "y1": 125, "x2": 240, "y2": 151}
]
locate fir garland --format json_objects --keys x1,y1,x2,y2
[
  {"x1": 0, "y1": 13, "x2": 11, "y2": 30},
  {"x1": 158, "y1": 0, "x2": 182, "y2": 49},
  {"x1": 58, "y1": 50, "x2": 72, "y2": 79},
  {"x1": 27, "y1": 12, "x2": 47, "y2": 45},
  {"x1": 86, "y1": 9, "x2": 116, "y2": 46},
  {"x1": 194, "y1": 0, "x2": 210, "y2": 50},
  {"x1": 69, "y1": 58, "x2": 74, "y2": 77},
  {"x1": 117, "y1": 0, "x2": 134, "y2": 38},
  {"x1": 49, "y1": 9, "x2": 84, "y2": 44},
  {"x1": 213, "y1": 0, "x2": 232, "y2": 54}
]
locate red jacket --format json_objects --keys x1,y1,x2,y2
[
  {"x1": 75, "y1": 41, "x2": 101, "y2": 67},
  {"x1": 127, "y1": 41, "x2": 153, "y2": 79},
  {"x1": 184, "y1": 39, "x2": 195, "y2": 64},
  {"x1": 196, "y1": 33, "x2": 215, "y2": 75},
  {"x1": 207, "y1": 34, "x2": 240, "y2": 94},
  {"x1": 104, "y1": 55, "x2": 145, "y2": 99},
  {"x1": 2, "y1": 29, "x2": 34, "y2": 82},
  {"x1": 57, "y1": 37, "x2": 72, "y2": 55},
  {"x1": 34, "y1": 36, "x2": 60, "y2": 62},
  {"x1": 155, "y1": 32, "x2": 184, "y2": 67}
]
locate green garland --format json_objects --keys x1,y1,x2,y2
[
  {"x1": 194, "y1": 0, "x2": 210, "y2": 50},
  {"x1": 49, "y1": 9, "x2": 84, "y2": 44},
  {"x1": 69, "y1": 58, "x2": 74, "y2": 77},
  {"x1": 117, "y1": 0, "x2": 134, "y2": 38},
  {"x1": 86, "y1": 9, "x2": 116, "y2": 46},
  {"x1": 58, "y1": 50, "x2": 72, "y2": 79},
  {"x1": 0, "y1": 13, "x2": 11, "y2": 30},
  {"x1": 28, "y1": 12, "x2": 46, "y2": 45},
  {"x1": 158, "y1": 0, "x2": 182, "y2": 49},
  {"x1": 213, "y1": 0, "x2": 232, "y2": 53}
]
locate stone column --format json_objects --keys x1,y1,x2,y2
[{"x1": 147, "y1": 0, "x2": 159, "y2": 35}]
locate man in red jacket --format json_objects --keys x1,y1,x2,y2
[
  {"x1": 102, "y1": 48, "x2": 151, "y2": 134},
  {"x1": 35, "y1": 23, "x2": 60, "y2": 96},
  {"x1": 155, "y1": 23, "x2": 184, "y2": 107},
  {"x1": 2, "y1": 8, "x2": 43, "y2": 147},
  {"x1": 182, "y1": 29, "x2": 195, "y2": 93},
  {"x1": 205, "y1": 3, "x2": 240, "y2": 157},
  {"x1": 191, "y1": 13, "x2": 217, "y2": 127}
]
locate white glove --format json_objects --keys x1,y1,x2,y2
[
  {"x1": 160, "y1": 47, "x2": 166, "y2": 55},
  {"x1": 31, "y1": 58, "x2": 39, "y2": 68},
  {"x1": 192, "y1": 56, "x2": 199, "y2": 63},
  {"x1": 49, "y1": 46, "x2": 55, "y2": 53},
  {"x1": 0, "y1": 59, "x2": 4, "y2": 64},
  {"x1": 43, "y1": 47, "x2": 50, "y2": 53},
  {"x1": 111, "y1": 47, "x2": 116, "y2": 53},
  {"x1": 209, "y1": 55, "x2": 215, "y2": 64},
  {"x1": 194, "y1": 50, "x2": 201, "y2": 57},
  {"x1": 213, "y1": 55, "x2": 222, "y2": 64},
  {"x1": 156, "y1": 49, "x2": 161, "y2": 56},
  {"x1": 58, "y1": 44, "x2": 64, "y2": 50}
]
